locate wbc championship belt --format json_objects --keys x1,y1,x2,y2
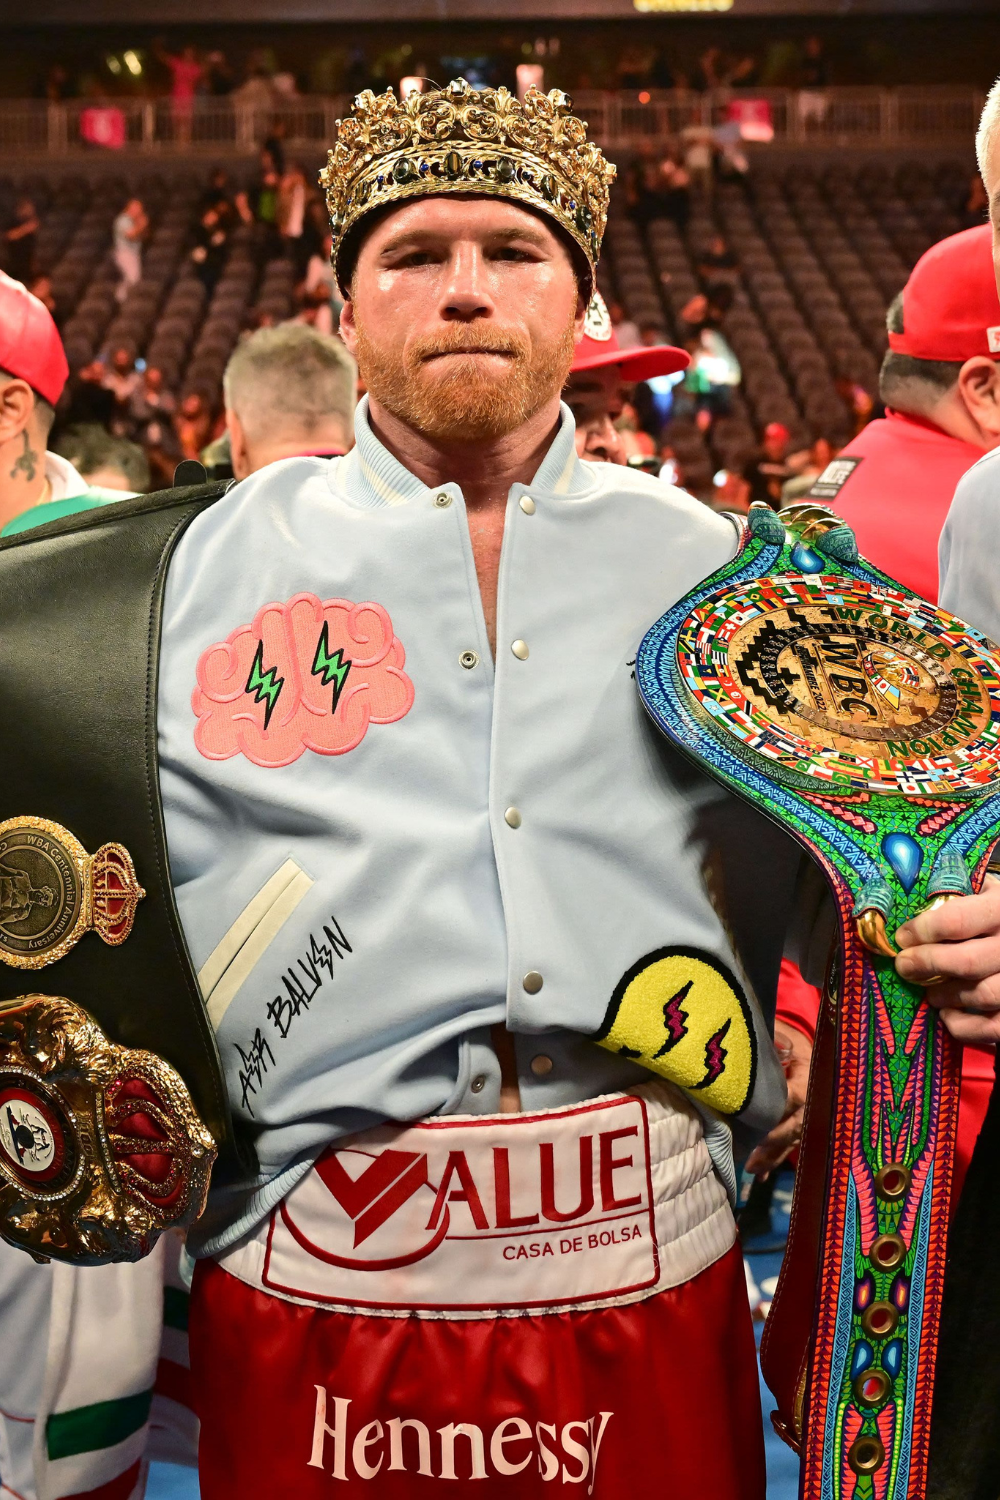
[{"x1": 635, "y1": 501, "x2": 1000, "y2": 1500}]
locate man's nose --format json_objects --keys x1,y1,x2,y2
[
  {"x1": 439, "y1": 243, "x2": 494, "y2": 320},
  {"x1": 585, "y1": 416, "x2": 624, "y2": 464}
]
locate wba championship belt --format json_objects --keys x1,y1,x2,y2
[
  {"x1": 635, "y1": 501, "x2": 1000, "y2": 1500},
  {"x1": 0, "y1": 481, "x2": 236, "y2": 1265},
  {"x1": 0, "y1": 816, "x2": 214, "y2": 1262}
]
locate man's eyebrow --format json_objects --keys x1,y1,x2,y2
[
  {"x1": 485, "y1": 226, "x2": 551, "y2": 247},
  {"x1": 376, "y1": 229, "x2": 448, "y2": 257},
  {"x1": 377, "y1": 224, "x2": 552, "y2": 257}
]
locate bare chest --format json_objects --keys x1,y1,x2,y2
[{"x1": 466, "y1": 502, "x2": 507, "y2": 659}]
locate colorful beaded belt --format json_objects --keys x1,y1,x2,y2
[{"x1": 636, "y1": 501, "x2": 1000, "y2": 1500}]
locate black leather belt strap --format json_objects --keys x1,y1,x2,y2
[{"x1": 0, "y1": 483, "x2": 240, "y2": 1173}]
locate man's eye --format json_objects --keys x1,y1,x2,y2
[
  {"x1": 492, "y1": 246, "x2": 536, "y2": 262},
  {"x1": 389, "y1": 250, "x2": 438, "y2": 268}
]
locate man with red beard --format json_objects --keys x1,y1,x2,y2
[
  {"x1": 178, "y1": 85, "x2": 792, "y2": 1498},
  {"x1": 5, "y1": 80, "x2": 1000, "y2": 1500}
]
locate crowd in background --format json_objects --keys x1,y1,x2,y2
[
  {"x1": 0, "y1": 156, "x2": 344, "y2": 492},
  {"x1": 23, "y1": 35, "x2": 831, "y2": 105},
  {"x1": 0, "y1": 29, "x2": 937, "y2": 107},
  {"x1": 0, "y1": 153, "x2": 926, "y2": 510}
]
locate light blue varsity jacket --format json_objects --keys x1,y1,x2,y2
[{"x1": 157, "y1": 399, "x2": 792, "y2": 1253}]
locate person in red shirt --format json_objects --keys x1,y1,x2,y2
[
  {"x1": 790, "y1": 222, "x2": 1000, "y2": 1199},
  {"x1": 155, "y1": 42, "x2": 204, "y2": 144},
  {"x1": 562, "y1": 292, "x2": 688, "y2": 464},
  {"x1": 811, "y1": 223, "x2": 1000, "y2": 603}
]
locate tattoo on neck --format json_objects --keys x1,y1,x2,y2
[{"x1": 10, "y1": 432, "x2": 38, "y2": 484}]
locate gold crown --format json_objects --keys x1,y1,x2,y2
[{"x1": 320, "y1": 78, "x2": 616, "y2": 278}]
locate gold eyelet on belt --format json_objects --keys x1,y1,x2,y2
[
  {"x1": 875, "y1": 1162, "x2": 911, "y2": 1202},
  {"x1": 852, "y1": 1368, "x2": 893, "y2": 1409},
  {"x1": 869, "y1": 1232, "x2": 907, "y2": 1272},
  {"x1": 860, "y1": 1301, "x2": 899, "y2": 1339},
  {"x1": 848, "y1": 1435, "x2": 886, "y2": 1476}
]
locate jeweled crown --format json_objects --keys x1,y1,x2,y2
[{"x1": 320, "y1": 78, "x2": 616, "y2": 280}]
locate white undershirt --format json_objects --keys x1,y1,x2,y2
[{"x1": 44, "y1": 451, "x2": 88, "y2": 504}]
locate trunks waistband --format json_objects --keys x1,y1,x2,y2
[{"x1": 215, "y1": 1080, "x2": 735, "y2": 1319}]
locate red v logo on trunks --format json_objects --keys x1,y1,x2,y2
[{"x1": 314, "y1": 1149, "x2": 429, "y2": 1248}]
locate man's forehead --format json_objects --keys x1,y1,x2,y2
[{"x1": 362, "y1": 194, "x2": 570, "y2": 251}]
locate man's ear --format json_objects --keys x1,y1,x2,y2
[
  {"x1": 225, "y1": 408, "x2": 252, "y2": 482},
  {"x1": 338, "y1": 299, "x2": 358, "y2": 357},
  {"x1": 572, "y1": 284, "x2": 589, "y2": 348},
  {"x1": 958, "y1": 357, "x2": 1000, "y2": 442},
  {"x1": 0, "y1": 379, "x2": 35, "y2": 447}
]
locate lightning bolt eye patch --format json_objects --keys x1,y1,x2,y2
[{"x1": 592, "y1": 947, "x2": 757, "y2": 1116}]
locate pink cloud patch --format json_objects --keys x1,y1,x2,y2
[{"x1": 193, "y1": 592, "x2": 414, "y2": 769}]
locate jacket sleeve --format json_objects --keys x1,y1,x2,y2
[{"x1": 939, "y1": 450, "x2": 1000, "y2": 645}]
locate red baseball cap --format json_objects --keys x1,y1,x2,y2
[
  {"x1": 571, "y1": 293, "x2": 689, "y2": 381},
  {"x1": 888, "y1": 225, "x2": 1000, "y2": 364},
  {"x1": 0, "y1": 271, "x2": 69, "y2": 407}
]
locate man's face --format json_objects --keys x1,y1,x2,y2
[
  {"x1": 564, "y1": 365, "x2": 626, "y2": 463},
  {"x1": 340, "y1": 196, "x2": 586, "y2": 444},
  {"x1": 988, "y1": 145, "x2": 1000, "y2": 296}
]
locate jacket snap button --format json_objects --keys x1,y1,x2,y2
[
  {"x1": 434, "y1": 492, "x2": 453, "y2": 508},
  {"x1": 459, "y1": 650, "x2": 480, "y2": 670},
  {"x1": 504, "y1": 807, "x2": 522, "y2": 828},
  {"x1": 470, "y1": 1074, "x2": 487, "y2": 1093},
  {"x1": 522, "y1": 971, "x2": 543, "y2": 994},
  {"x1": 530, "y1": 1055, "x2": 553, "y2": 1077},
  {"x1": 518, "y1": 496, "x2": 536, "y2": 515},
  {"x1": 511, "y1": 640, "x2": 529, "y2": 660}
]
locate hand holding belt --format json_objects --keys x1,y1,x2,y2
[{"x1": 635, "y1": 501, "x2": 1000, "y2": 1500}]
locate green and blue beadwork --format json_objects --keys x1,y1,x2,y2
[{"x1": 636, "y1": 502, "x2": 1000, "y2": 1500}]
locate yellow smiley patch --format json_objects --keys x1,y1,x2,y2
[{"x1": 593, "y1": 947, "x2": 757, "y2": 1115}]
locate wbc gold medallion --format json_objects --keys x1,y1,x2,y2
[
  {"x1": 677, "y1": 578, "x2": 1000, "y2": 796},
  {"x1": 0, "y1": 817, "x2": 145, "y2": 969}
]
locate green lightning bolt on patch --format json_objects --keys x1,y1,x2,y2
[
  {"x1": 245, "y1": 641, "x2": 284, "y2": 730},
  {"x1": 312, "y1": 622, "x2": 353, "y2": 716}
]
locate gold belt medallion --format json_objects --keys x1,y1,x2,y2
[
  {"x1": 0, "y1": 817, "x2": 145, "y2": 969},
  {"x1": 0, "y1": 995, "x2": 216, "y2": 1264}
]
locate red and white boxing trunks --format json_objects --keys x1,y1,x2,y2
[{"x1": 189, "y1": 1083, "x2": 765, "y2": 1497}]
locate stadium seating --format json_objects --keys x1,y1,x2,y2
[
  {"x1": 597, "y1": 159, "x2": 965, "y2": 491},
  {"x1": 0, "y1": 157, "x2": 968, "y2": 493}
]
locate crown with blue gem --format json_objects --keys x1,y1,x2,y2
[{"x1": 320, "y1": 78, "x2": 616, "y2": 280}]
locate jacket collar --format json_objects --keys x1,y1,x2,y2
[{"x1": 333, "y1": 395, "x2": 589, "y2": 509}]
